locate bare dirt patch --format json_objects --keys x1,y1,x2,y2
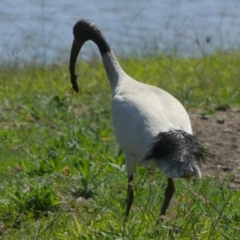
[{"x1": 191, "y1": 108, "x2": 240, "y2": 188}]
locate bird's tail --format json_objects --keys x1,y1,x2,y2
[{"x1": 144, "y1": 130, "x2": 205, "y2": 179}]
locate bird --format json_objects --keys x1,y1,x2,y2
[{"x1": 69, "y1": 19, "x2": 204, "y2": 222}]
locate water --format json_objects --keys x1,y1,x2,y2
[{"x1": 0, "y1": 0, "x2": 240, "y2": 64}]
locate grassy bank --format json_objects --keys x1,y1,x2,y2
[{"x1": 0, "y1": 52, "x2": 240, "y2": 239}]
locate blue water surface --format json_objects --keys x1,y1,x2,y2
[{"x1": 0, "y1": 0, "x2": 240, "y2": 64}]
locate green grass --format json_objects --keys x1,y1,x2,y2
[{"x1": 0, "y1": 52, "x2": 240, "y2": 239}]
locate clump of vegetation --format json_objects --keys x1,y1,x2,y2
[{"x1": 9, "y1": 182, "x2": 60, "y2": 218}]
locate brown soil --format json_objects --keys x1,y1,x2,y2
[{"x1": 190, "y1": 108, "x2": 240, "y2": 188}]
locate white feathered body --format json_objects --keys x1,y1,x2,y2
[{"x1": 102, "y1": 52, "x2": 192, "y2": 172}]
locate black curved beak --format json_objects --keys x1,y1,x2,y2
[{"x1": 69, "y1": 38, "x2": 83, "y2": 92}]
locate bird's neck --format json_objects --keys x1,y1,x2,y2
[{"x1": 102, "y1": 51, "x2": 126, "y2": 92}]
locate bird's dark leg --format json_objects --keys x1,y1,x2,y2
[
  {"x1": 157, "y1": 178, "x2": 175, "y2": 224},
  {"x1": 125, "y1": 175, "x2": 134, "y2": 220}
]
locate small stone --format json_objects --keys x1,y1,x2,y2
[
  {"x1": 215, "y1": 104, "x2": 230, "y2": 111},
  {"x1": 15, "y1": 166, "x2": 22, "y2": 173},
  {"x1": 223, "y1": 128, "x2": 232, "y2": 133},
  {"x1": 216, "y1": 119, "x2": 225, "y2": 124},
  {"x1": 222, "y1": 166, "x2": 230, "y2": 172},
  {"x1": 76, "y1": 197, "x2": 88, "y2": 204},
  {"x1": 200, "y1": 115, "x2": 208, "y2": 120}
]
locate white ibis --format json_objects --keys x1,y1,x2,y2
[{"x1": 69, "y1": 19, "x2": 204, "y2": 221}]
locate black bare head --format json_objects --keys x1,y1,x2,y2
[
  {"x1": 144, "y1": 130, "x2": 205, "y2": 179},
  {"x1": 69, "y1": 19, "x2": 111, "y2": 92}
]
